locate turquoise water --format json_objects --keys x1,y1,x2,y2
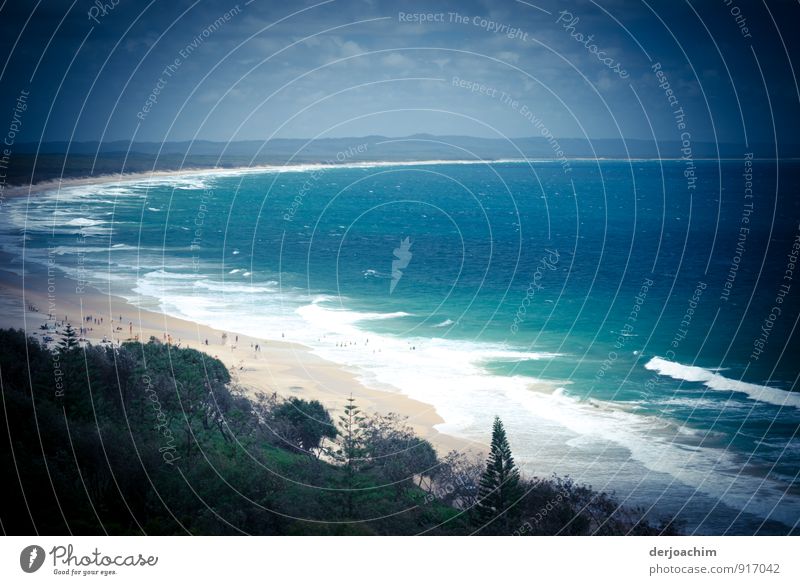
[{"x1": 3, "y1": 159, "x2": 799, "y2": 534}]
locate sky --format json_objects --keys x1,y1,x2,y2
[{"x1": 0, "y1": 0, "x2": 798, "y2": 148}]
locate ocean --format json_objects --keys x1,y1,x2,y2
[{"x1": 2, "y1": 158, "x2": 799, "y2": 534}]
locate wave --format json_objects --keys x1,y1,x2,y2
[
  {"x1": 6, "y1": 161, "x2": 799, "y2": 530},
  {"x1": 363, "y1": 268, "x2": 390, "y2": 279},
  {"x1": 359, "y1": 311, "x2": 412, "y2": 321},
  {"x1": 289, "y1": 302, "x2": 800, "y2": 525},
  {"x1": 66, "y1": 217, "x2": 104, "y2": 226},
  {"x1": 192, "y1": 280, "x2": 276, "y2": 294},
  {"x1": 650, "y1": 397, "x2": 751, "y2": 411},
  {"x1": 480, "y1": 349, "x2": 562, "y2": 360},
  {"x1": 141, "y1": 269, "x2": 202, "y2": 281},
  {"x1": 21, "y1": 159, "x2": 545, "y2": 198},
  {"x1": 644, "y1": 357, "x2": 800, "y2": 409},
  {"x1": 50, "y1": 245, "x2": 134, "y2": 255}
]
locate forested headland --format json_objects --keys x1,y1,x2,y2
[{"x1": 0, "y1": 329, "x2": 678, "y2": 535}]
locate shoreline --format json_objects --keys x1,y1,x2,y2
[
  {"x1": 1, "y1": 156, "x2": 777, "y2": 200},
  {"x1": 3, "y1": 157, "x2": 798, "y2": 535},
  {"x1": 1, "y1": 159, "x2": 529, "y2": 199},
  {"x1": 0, "y1": 255, "x2": 481, "y2": 457}
]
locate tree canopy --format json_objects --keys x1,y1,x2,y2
[{"x1": 0, "y1": 329, "x2": 678, "y2": 536}]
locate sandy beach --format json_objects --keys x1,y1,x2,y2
[{"x1": 0, "y1": 242, "x2": 479, "y2": 456}]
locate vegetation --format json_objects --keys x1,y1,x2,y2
[
  {"x1": 0, "y1": 329, "x2": 678, "y2": 535},
  {"x1": 58, "y1": 323, "x2": 79, "y2": 351},
  {"x1": 270, "y1": 397, "x2": 337, "y2": 455},
  {"x1": 475, "y1": 416, "x2": 523, "y2": 533}
]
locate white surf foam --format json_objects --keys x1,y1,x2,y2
[
  {"x1": 285, "y1": 303, "x2": 800, "y2": 525},
  {"x1": 645, "y1": 357, "x2": 800, "y2": 409}
]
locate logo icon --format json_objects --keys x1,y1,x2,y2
[
  {"x1": 390, "y1": 237, "x2": 413, "y2": 294},
  {"x1": 20, "y1": 545, "x2": 45, "y2": 573}
]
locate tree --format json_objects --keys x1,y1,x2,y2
[
  {"x1": 273, "y1": 398, "x2": 337, "y2": 455},
  {"x1": 475, "y1": 416, "x2": 523, "y2": 532},
  {"x1": 362, "y1": 413, "x2": 438, "y2": 492},
  {"x1": 58, "y1": 323, "x2": 79, "y2": 351},
  {"x1": 336, "y1": 395, "x2": 367, "y2": 516},
  {"x1": 337, "y1": 395, "x2": 366, "y2": 472},
  {"x1": 431, "y1": 450, "x2": 483, "y2": 509}
]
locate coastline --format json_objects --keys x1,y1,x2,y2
[
  {"x1": 0, "y1": 156, "x2": 761, "y2": 201},
  {"x1": 1, "y1": 160, "x2": 798, "y2": 534},
  {"x1": 0, "y1": 253, "x2": 479, "y2": 457},
  {"x1": 0, "y1": 159, "x2": 529, "y2": 200}
]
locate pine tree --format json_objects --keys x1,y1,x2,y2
[
  {"x1": 476, "y1": 416, "x2": 523, "y2": 532},
  {"x1": 337, "y1": 396, "x2": 367, "y2": 468},
  {"x1": 337, "y1": 395, "x2": 367, "y2": 516},
  {"x1": 58, "y1": 323, "x2": 80, "y2": 351}
]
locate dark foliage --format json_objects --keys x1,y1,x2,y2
[
  {"x1": 0, "y1": 329, "x2": 677, "y2": 535},
  {"x1": 475, "y1": 416, "x2": 523, "y2": 533}
]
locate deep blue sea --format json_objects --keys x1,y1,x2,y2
[{"x1": 3, "y1": 159, "x2": 799, "y2": 534}]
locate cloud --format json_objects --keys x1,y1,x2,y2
[
  {"x1": 338, "y1": 39, "x2": 364, "y2": 57},
  {"x1": 381, "y1": 52, "x2": 415, "y2": 69},
  {"x1": 495, "y1": 51, "x2": 519, "y2": 64}
]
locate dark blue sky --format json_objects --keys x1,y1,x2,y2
[{"x1": 1, "y1": 0, "x2": 798, "y2": 148}]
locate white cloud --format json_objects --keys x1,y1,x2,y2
[
  {"x1": 496, "y1": 51, "x2": 520, "y2": 64},
  {"x1": 338, "y1": 39, "x2": 364, "y2": 57},
  {"x1": 381, "y1": 52, "x2": 415, "y2": 69}
]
